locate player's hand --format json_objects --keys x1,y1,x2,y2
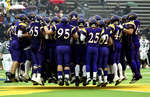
[{"x1": 118, "y1": 25, "x2": 124, "y2": 30}]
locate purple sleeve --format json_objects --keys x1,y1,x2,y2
[
  {"x1": 51, "y1": 25, "x2": 57, "y2": 32},
  {"x1": 71, "y1": 27, "x2": 77, "y2": 35}
]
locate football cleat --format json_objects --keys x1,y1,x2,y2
[
  {"x1": 93, "y1": 80, "x2": 97, "y2": 85},
  {"x1": 31, "y1": 73, "x2": 36, "y2": 83},
  {"x1": 33, "y1": 82, "x2": 39, "y2": 85},
  {"x1": 58, "y1": 78, "x2": 64, "y2": 86},
  {"x1": 35, "y1": 73, "x2": 44, "y2": 85},
  {"x1": 97, "y1": 81, "x2": 103, "y2": 87},
  {"x1": 7, "y1": 73, "x2": 17, "y2": 82},
  {"x1": 4, "y1": 79, "x2": 12, "y2": 83},
  {"x1": 48, "y1": 76, "x2": 57, "y2": 84},
  {"x1": 113, "y1": 76, "x2": 120, "y2": 82},
  {"x1": 51, "y1": 76, "x2": 57, "y2": 84},
  {"x1": 120, "y1": 76, "x2": 125, "y2": 81},
  {"x1": 64, "y1": 78, "x2": 70, "y2": 86},
  {"x1": 85, "y1": 78, "x2": 91, "y2": 85},
  {"x1": 102, "y1": 82, "x2": 108, "y2": 87},
  {"x1": 48, "y1": 77, "x2": 53, "y2": 83},
  {"x1": 71, "y1": 76, "x2": 76, "y2": 84},
  {"x1": 22, "y1": 74, "x2": 30, "y2": 83},
  {"x1": 4, "y1": 72, "x2": 12, "y2": 83},
  {"x1": 75, "y1": 76, "x2": 80, "y2": 87},
  {"x1": 129, "y1": 75, "x2": 142, "y2": 84},
  {"x1": 115, "y1": 80, "x2": 122, "y2": 86},
  {"x1": 82, "y1": 77, "x2": 87, "y2": 86}
]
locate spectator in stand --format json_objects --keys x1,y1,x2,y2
[
  {"x1": 0, "y1": 23, "x2": 6, "y2": 42},
  {"x1": 46, "y1": 10, "x2": 53, "y2": 17},
  {"x1": 36, "y1": 0, "x2": 41, "y2": 6},
  {"x1": 98, "y1": 0, "x2": 107, "y2": 6},
  {"x1": 142, "y1": 27, "x2": 150, "y2": 40},
  {"x1": 54, "y1": 5, "x2": 60, "y2": 16},
  {"x1": 59, "y1": 10, "x2": 64, "y2": 18},
  {"x1": 114, "y1": 2, "x2": 122, "y2": 16},
  {"x1": 123, "y1": 5, "x2": 131, "y2": 15}
]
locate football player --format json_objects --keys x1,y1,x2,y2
[
  {"x1": 120, "y1": 15, "x2": 128, "y2": 80},
  {"x1": 21, "y1": 15, "x2": 32, "y2": 82},
  {"x1": 45, "y1": 16, "x2": 59, "y2": 83},
  {"x1": 8, "y1": 14, "x2": 29, "y2": 82},
  {"x1": 0, "y1": 35, "x2": 12, "y2": 83},
  {"x1": 69, "y1": 11, "x2": 78, "y2": 26},
  {"x1": 69, "y1": 11, "x2": 78, "y2": 84},
  {"x1": 81, "y1": 18, "x2": 102, "y2": 86},
  {"x1": 97, "y1": 20, "x2": 113, "y2": 87},
  {"x1": 28, "y1": 16, "x2": 46, "y2": 85},
  {"x1": 140, "y1": 35, "x2": 149, "y2": 68},
  {"x1": 122, "y1": 12, "x2": 142, "y2": 83},
  {"x1": 109, "y1": 15, "x2": 124, "y2": 86},
  {"x1": 45, "y1": 17, "x2": 78, "y2": 86},
  {"x1": 74, "y1": 17, "x2": 87, "y2": 86}
]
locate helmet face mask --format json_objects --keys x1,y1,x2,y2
[
  {"x1": 78, "y1": 22, "x2": 84, "y2": 27},
  {"x1": 91, "y1": 24, "x2": 96, "y2": 28},
  {"x1": 70, "y1": 11, "x2": 78, "y2": 21},
  {"x1": 72, "y1": 15, "x2": 77, "y2": 20},
  {"x1": 114, "y1": 21, "x2": 119, "y2": 25},
  {"x1": 88, "y1": 18, "x2": 97, "y2": 28}
]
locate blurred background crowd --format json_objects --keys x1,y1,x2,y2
[
  {"x1": 0, "y1": 0, "x2": 69, "y2": 42},
  {"x1": 0, "y1": 0, "x2": 150, "y2": 42}
]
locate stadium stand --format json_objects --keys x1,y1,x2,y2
[{"x1": 66, "y1": 0, "x2": 150, "y2": 29}]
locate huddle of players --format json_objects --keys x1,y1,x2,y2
[{"x1": 6, "y1": 11, "x2": 142, "y2": 87}]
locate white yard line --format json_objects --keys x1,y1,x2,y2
[{"x1": 112, "y1": 89, "x2": 150, "y2": 93}]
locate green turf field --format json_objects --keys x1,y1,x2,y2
[{"x1": 0, "y1": 68, "x2": 150, "y2": 97}]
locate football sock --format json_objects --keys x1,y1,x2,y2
[
  {"x1": 75, "y1": 65, "x2": 80, "y2": 77},
  {"x1": 104, "y1": 76, "x2": 108, "y2": 83},
  {"x1": 98, "y1": 76, "x2": 103, "y2": 83},
  {"x1": 87, "y1": 72, "x2": 90, "y2": 79},
  {"x1": 24, "y1": 60, "x2": 31, "y2": 75},
  {"x1": 118, "y1": 63, "x2": 123, "y2": 78},
  {"x1": 64, "y1": 70, "x2": 70, "y2": 79},
  {"x1": 82, "y1": 65, "x2": 86, "y2": 77},
  {"x1": 93, "y1": 72, "x2": 97, "y2": 80},
  {"x1": 113, "y1": 63, "x2": 119, "y2": 78},
  {"x1": 58, "y1": 71, "x2": 63, "y2": 79}
]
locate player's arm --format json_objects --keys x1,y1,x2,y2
[
  {"x1": 79, "y1": 28, "x2": 87, "y2": 41},
  {"x1": 71, "y1": 27, "x2": 78, "y2": 39},
  {"x1": 44, "y1": 25, "x2": 55, "y2": 35},
  {"x1": 108, "y1": 24, "x2": 115, "y2": 33},
  {"x1": 22, "y1": 33, "x2": 31, "y2": 37},
  {"x1": 7, "y1": 27, "x2": 11, "y2": 35},
  {"x1": 123, "y1": 28, "x2": 134, "y2": 35},
  {"x1": 17, "y1": 29, "x2": 31, "y2": 38},
  {"x1": 108, "y1": 36, "x2": 113, "y2": 46},
  {"x1": 123, "y1": 24, "x2": 135, "y2": 35}
]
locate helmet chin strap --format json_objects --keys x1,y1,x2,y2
[
  {"x1": 79, "y1": 23, "x2": 84, "y2": 27},
  {"x1": 91, "y1": 24, "x2": 96, "y2": 28}
]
